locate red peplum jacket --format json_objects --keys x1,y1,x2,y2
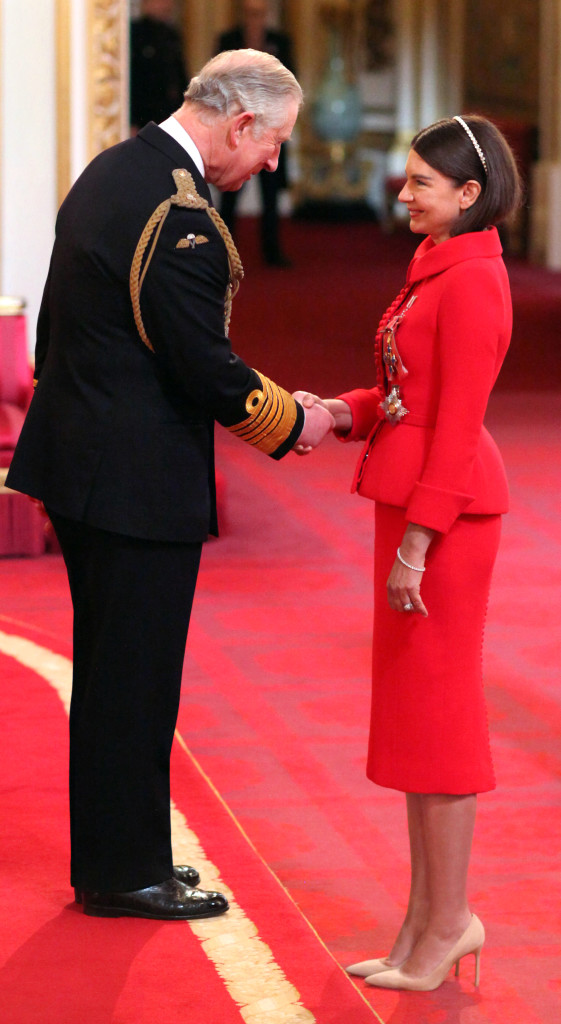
[{"x1": 338, "y1": 227, "x2": 512, "y2": 534}]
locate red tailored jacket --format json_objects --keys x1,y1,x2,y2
[{"x1": 338, "y1": 228, "x2": 511, "y2": 534}]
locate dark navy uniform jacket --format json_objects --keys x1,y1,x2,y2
[{"x1": 7, "y1": 124, "x2": 303, "y2": 542}]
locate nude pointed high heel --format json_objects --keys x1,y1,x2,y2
[
  {"x1": 346, "y1": 956, "x2": 405, "y2": 978},
  {"x1": 365, "y1": 914, "x2": 485, "y2": 992}
]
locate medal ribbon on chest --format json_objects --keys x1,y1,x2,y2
[{"x1": 379, "y1": 293, "x2": 417, "y2": 425}]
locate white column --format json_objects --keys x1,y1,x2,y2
[
  {"x1": 443, "y1": 0, "x2": 465, "y2": 116},
  {"x1": 530, "y1": 0, "x2": 561, "y2": 267},
  {"x1": 418, "y1": 0, "x2": 439, "y2": 126},
  {"x1": 387, "y1": 0, "x2": 417, "y2": 175},
  {"x1": 0, "y1": 0, "x2": 128, "y2": 348},
  {"x1": 0, "y1": 0, "x2": 58, "y2": 341},
  {"x1": 58, "y1": 0, "x2": 89, "y2": 199}
]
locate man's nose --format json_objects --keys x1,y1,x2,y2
[
  {"x1": 264, "y1": 144, "x2": 281, "y2": 173},
  {"x1": 264, "y1": 153, "x2": 279, "y2": 173}
]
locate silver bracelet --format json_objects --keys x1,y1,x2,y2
[{"x1": 397, "y1": 547, "x2": 426, "y2": 573}]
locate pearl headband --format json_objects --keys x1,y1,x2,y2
[{"x1": 453, "y1": 115, "x2": 488, "y2": 175}]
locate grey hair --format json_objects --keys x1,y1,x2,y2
[{"x1": 184, "y1": 48, "x2": 303, "y2": 137}]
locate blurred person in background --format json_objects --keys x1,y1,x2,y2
[
  {"x1": 130, "y1": 0, "x2": 188, "y2": 131},
  {"x1": 217, "y1": 0, "x2": 295, "y2": 266}
]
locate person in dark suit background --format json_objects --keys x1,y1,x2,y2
[
  {"x1": 7, "y1": 49, "x2": 333, "y2": 921},
  {"x1": 217, "y1": 0, "x2": 295, "y2": 265},
  {"x1": 130, "y1": 0, "x2": 188, "y2": 131}
]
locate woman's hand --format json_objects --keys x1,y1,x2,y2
[
  {"x1": 386, "y1": 523, "x2": 435, "y2": 617},
  {"x1": 386, "y1": 556, "x2": 428, "y2": 616},
  {"x1": 292, "y1": 392, "x2": 353, "y2": 433}
]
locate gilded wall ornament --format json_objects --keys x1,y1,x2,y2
[{"x1": 88, "y1": 0, "x2": 129, "y2": 159}]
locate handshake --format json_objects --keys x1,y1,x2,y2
[{"x1": 291, "y1": 391, "x2": 353, "y2": 456}]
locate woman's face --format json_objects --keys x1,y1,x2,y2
[{"x1": 398, "y1": 149, "x2": 478, "y2": 244}]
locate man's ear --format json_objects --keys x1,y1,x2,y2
[{"x1": 229, "y1": 111, "x2": 256, "y2": 146}]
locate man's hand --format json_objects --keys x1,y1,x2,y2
[
  {"x1": 292, "y1": 399, "x2": 335, "y2": 455},
  {"x1": 293, "y1": 391, "x2": 353, "y2": 437}
]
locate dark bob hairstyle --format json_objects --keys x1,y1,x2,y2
[{"x1": 410, "y1": 114, "x2": 523, "y2": 237}]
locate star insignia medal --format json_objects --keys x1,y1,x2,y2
[{"x1": 380, "y1": 386, "x2": 409, "y2": 424}]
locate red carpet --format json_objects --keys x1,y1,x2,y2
[
  {"x1": 181, "y1": 390, "x2": 561, "y2": 1023},
  {"x1": 1, "y1": 220, "x2": 560, "y2": 1022},
  {"x1": 0, "y1": 624, "x2": 378, "y2": 1023}
]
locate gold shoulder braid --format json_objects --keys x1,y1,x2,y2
[
  {"x1": 130, "y1": 168, "x2": 244, "y2": 351},
  {"x1": 130, "y1": 169, "x2": 298, "y2": 456}
]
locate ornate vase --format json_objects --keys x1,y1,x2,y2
[{"x1": 312, "y1": 28, "x2": 362, "y2": 145}]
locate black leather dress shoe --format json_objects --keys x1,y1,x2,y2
[
  {"x1": 74, "y1": 863, "x2": 200, "y2": 903},
  {"x1": 80, "y1": 877, "x2": 229, "y2": 919}
]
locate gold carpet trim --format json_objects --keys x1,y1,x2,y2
[
  {"x1": 169, "y1": 797, "x2": 315, "y2": 1023},
  {"x1": 173, "y1": 732, "x2": 384, "y2": 1023},
  {"x1": 2, "y1": 629, "x2": 377, "y2": 1024},
  {"x1": 0, "y1": 630, "x2": 74, "y2": 713}
]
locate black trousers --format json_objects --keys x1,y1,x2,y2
[{"x1": 48, "y1": 511, "x2": 202, "y2": 892}]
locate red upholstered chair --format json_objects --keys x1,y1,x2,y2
[
  {"x1": 0, "y1": 297, "x2": 46, "y2": 555},
  {"x1": 0, "y1": 297, "x2": 33, "y2": 468}
]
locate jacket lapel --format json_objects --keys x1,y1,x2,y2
[{"x1": 137, "y1": 122, "x2": 213, "y2": 205}]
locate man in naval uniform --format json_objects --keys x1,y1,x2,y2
[{"x1": 7, "y1": 48, "x2": 333, "y2": 920}]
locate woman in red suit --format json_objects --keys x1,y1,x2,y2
[{"x1": 296, "y1": 115, "x2": 521, "y2": 991}]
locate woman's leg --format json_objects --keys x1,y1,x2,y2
[
  {"x1": 386, "y1": 793, "x2": 430, "y2": 964},
  {"x1": 399, "y1": 792, "x2": 477, "y2": 977}
]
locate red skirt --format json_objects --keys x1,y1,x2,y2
[{"x1": 367, "y1": 503, "x2": 500, "y2": 794}]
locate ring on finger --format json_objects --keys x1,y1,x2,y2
[{"x1": 403, "y1": 602, "x2": 414, "y2": 612}]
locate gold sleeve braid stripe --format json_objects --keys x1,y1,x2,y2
[
  {"x1": 130, "y1": 168, "x2": 244, "y2": 351},
  {"x1": 227, "y1": 371, "x2": 298, "y2": 455}
]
